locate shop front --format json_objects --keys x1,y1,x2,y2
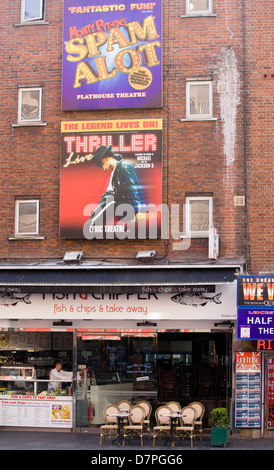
[
  {"x1": 0, "y1": 267, "x2": 238, "y2": 432},
  {"x1": 0, "y1": 327, "x2": 233, "y2": 431},
  {"x1": 76, "y1": 328, "x2": 232, "y2": 429}
]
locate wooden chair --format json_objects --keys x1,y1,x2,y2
[
  {"x1": 99, "y1": 405, "x2": 119, "y2": 445},
  {"x1": 189, "y1": 401, "x2": 205, "y2": 440},
  {"x1": 152, "y1": 405, "x2": 172, "y2": 447},
  {"x1": 175, "y1": 406, "x2": 197, "y2": 448},
  {"x1": 123, "y1": 405, "x2": 145, "y2": 446},
  {"x1": 136, "y1": 400, "x2": 152, "y2": 437}
]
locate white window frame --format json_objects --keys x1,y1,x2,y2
[
  {"x1": 15, "y1": 199, "x2": 40, "y2": 236},
  {"x1": 186, "y1": 80, "x2": 213, "y2": 120},
  {"x1": 185, "y1": 196, "x2": 213, "y2": 238},
  {"x1": 18, "y1": 87, "x2": 42, "y2": 124},
  {"x1": 186, "y1": 0, "x2": 213, "y2": 15},
  {"x1": 21, "y1": 0, "x2": 44, "y2": 23}
]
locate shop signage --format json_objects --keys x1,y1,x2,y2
[
  {"x1": 0, "y1": 284, "x2": 236, "y2": 321},
  {"x1": 257, "y1": 340, "x2": 274, "y2": 351},
  {"x1": 235, "y1": 352, "x2": 262, "y2": 428},
  {"x1": 62, "y1": 0, "x2": 162, "y2": 110},
  {"x1": 0, "y1": 396, "x2": 72, "y2": 428},
  {"x1": 237, "y1": 308, "x2": 274, "y2": 340},
  {"x1": 268, "y1": 358, "x2": 274, "y2": 428},
  {"x1": 237, "y1": 276, "x2": 274, "y2": 340},
  {"x1": 208, "y1": 227, "x2": 219, "y2": 260},
  {"x1": 60, "y1": 119, "x2": 162, "y2": 239},
  {"x1": 237, "y1": 275, "x2": 274, "y2": 307}
]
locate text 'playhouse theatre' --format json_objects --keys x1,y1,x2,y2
[
  {"x1": 62, "y1": 0, "x2": 163, "y2": 110},
  {"x1": 60, "y1": 119, "x2": 162, "y2": 238}
]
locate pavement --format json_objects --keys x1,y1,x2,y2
[{"x1": 1, "y1": 429, "x2": 274, "y2": 454}]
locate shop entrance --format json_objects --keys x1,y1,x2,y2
[{"x1": 76, "y1": 330, "x2": 231, "y2": 429}]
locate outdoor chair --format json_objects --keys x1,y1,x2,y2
[
  {"x1": 189, "y1": 401, "x2": 205, "y2": 440},
  {"x1": 117, "y1": 400, "x2": 131, "y2": 411},
  {"x1": 166, "y1": 401, "x2": 181, "y2": 425},
  {"x1": 152, "y1": 405, "x2": 172, "y2": 447},
  {"x1": 99, "y1": 404, "x2": 119, "y2": 445},
  {"x1": 123, "y1": 405, "x2": 146, "y2": 446},
  {"x1": 166, "y1": 401, "x2": 181, "y2": 412},
  {"x1": 136, "y1": 400, "x2": 152, "y2": 437},
  {"x1": 175, "y1": 406, "x2": 197, "y2": 448}
]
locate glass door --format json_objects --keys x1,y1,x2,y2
[{"x1": 76, "y1": 330, "x2": 157, "y2": 428}]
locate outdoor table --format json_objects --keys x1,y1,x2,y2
[
  {"x1": 106, "y1": 412, "x2": 130, "y2": 446},
  {"x1": 160, "y1": 413, "x2": 185, "y2": 447}
]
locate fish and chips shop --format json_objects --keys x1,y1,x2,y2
[{"x1": 0, "y1": 266, "x2": 237, "y2": 432}]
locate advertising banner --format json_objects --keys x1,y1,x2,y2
[
  {"x1": 268, "y1": 358, "x2": 274, "y2": 428},
  {"x1": 237, "y1": 275, "x2": 274, "y2": 307},
  {"x1": 62, "y1": 0, "x2": 162, "y2": 110},
  {"x1": 237, "y1": 276, "x2": 274, "y2": 340},
  {"x1": 235, "y1": 352, "x2": 262, "y2": 428},
  {"x1": 0, "y1": 284, "x2": 236, "y2": 320},
  {"x1": 237, "y1": 308, "x2": 274, "y2": 340},
  {"x1": 60, "y1": 119, "x2": 162, "y2": 239}
]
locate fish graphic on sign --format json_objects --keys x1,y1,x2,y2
[
  {"x1": 171, "y1": 292, "x2": 222, "y2": 307},
  {"x1": 0, "y1": 293, "x2": 31, "y2": 307}
]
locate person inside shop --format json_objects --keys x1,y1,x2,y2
[{"x1": 48, "y1": 359, "x2": 73, "y2": 392}]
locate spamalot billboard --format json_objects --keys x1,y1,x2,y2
[{"x1": 62, "y1": 1, "x2": 162, "y2": 110}]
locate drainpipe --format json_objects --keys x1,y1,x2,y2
[{"x1": 242, "y1": 0, "x2": 248, "y2": 270}]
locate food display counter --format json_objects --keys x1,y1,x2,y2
[{"x1": 0, "y1": 365, "x2": 73, "y2": 428}]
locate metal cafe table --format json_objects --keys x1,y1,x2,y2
[
  {"x1": 160, "y1": 410, "x2": 185, "y2": 447},
  {"x1": 106, "y1": 410, "x2": 130, "y2": 446}
]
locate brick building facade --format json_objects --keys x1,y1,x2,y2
[
  {"x1": 0, "y1": 0, "x2": 272, "y2": 436},
  {"x1": 1, "y1": 0, "x2": 247, "y2": 264}
]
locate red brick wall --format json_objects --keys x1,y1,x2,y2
[
  {"x1": 0, "y1": 0, "x2": 247, "y2": 264},
  {"x1": 244, "y1": 0, "x2": 274, "y2": 274}
]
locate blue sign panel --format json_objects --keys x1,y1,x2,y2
[{"x1": 237, "y1": 307, "x2": 274, "y2": 340}]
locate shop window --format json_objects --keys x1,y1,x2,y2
[
  {"x1": 186, "y1": 0, "x2": 212, "y2": 15},
  {"x1": 186, "y1": 81, "x2": 213, "y2": 120},
  {"x1": 15, "y1": 199, "x2": 40, "y2": 236},
  {"x1": 21, "y1": 0, "x2": 44, "y2": 22},
  {"x1": 18, "y1": 87, "x2": 43, "y2": 124},
  {"x1": 185, "y1": 196, "x2": 213, "y2": 237}
]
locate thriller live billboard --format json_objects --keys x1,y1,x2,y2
[
  {"x1": 62, "y1": 1, "x2": 162, "y2": 110},
  {"x1": 60, "y1": 119, "x2": 163, "y2": 238}
]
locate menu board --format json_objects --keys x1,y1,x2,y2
[
  {"x1": 235, "y1": 352, "x2": 262, "y2": 428},
  {"x1": 0, "y1": 396, "x2": 72, "y2": 428}
]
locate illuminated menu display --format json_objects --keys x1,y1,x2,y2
[{"x1": 235, "y1": 352, "x2": 262, "y2": 428}]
